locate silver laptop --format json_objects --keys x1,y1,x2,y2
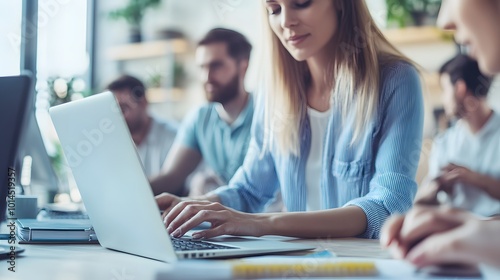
[{"x1": 49, "y1": 92, "x2": 314, "y2": 262}]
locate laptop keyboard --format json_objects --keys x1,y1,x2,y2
[
  {"x1": 40, "y1": 210, "x2": 89, "y2": 220},
  {"x1": 49, "y1": 212, "x2": 89, "y2": 219},
  {"x1": 171, "y1": 237, "x2": 237, "y2": 251}
]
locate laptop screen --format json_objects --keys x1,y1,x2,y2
[{"x1": 0, "y1": 74, "x2": 32, "y2": 222}]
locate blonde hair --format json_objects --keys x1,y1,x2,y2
[{"x1": 261, "y1": 0, "x2": 414, "y2": 156}]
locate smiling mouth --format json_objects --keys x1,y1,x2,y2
[{"x1": 287, "y1": 34, "x2": 310, "y2": 46}]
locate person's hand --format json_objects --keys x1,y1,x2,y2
[
  {"x1": 381, "y1": 205, "x2": 465, "y2": 259},
  {"x1": 414, "y1": 180, "x2": 442, "y2": 205},
  {"x1": 404, "y1": 217, "x2": 500, "y2": 268},
  {"x1": 155, "y1": 192, "x2": 185, "y2": 220},
  {"x1": 414, "y1": 177, "x2": 455, "y2": 206},
  {"x1": 164, "y1": 200, "x2": 268, "y2": 239},
  {"x1": 439, "y1": 163, "x2": 481, "y2": 187},
  {"x1": 381, "y1": 206, "x2": 500, "y2": 268},
  {"x1": 413, "y1": 163, "x2": 477, "y2": 206}
]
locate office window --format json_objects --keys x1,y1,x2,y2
[
  {"x1": 8, "y1": 1, "x2": 92, "y2": 204},
  {"x1": 35, "y1": 0, "x2": 90, "y2": 203},
  {"x1": 37, "y1": 0, "x2": 89, "y2": 81},
  {"x1": 0, "y1": 2, "x2": 22, "y2": 76},
  {"x1": 36, "y1": 0, "x2": 90, "y2": 150}
]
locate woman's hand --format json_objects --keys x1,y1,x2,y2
[
  {"x1": 155, "y1": 192, "x2": 185, "y2": 220},
  {"x1": 381, "y1": 206, "x2": 500, "y2": 268},
  {"x1": 164, "y1": 200, "x2": 270, "y2": 239}
]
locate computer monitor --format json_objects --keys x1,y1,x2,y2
[{"x1": 0, "y1": 74, "x2": 32, "y2": 222}]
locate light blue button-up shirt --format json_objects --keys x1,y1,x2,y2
[
  {"x1": 213, "y1": 62, "x2": 424, "y2": 239},
  {"x1": 176, "y1": 94, "x2": 254, "y2": 184}
]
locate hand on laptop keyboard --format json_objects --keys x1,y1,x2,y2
[
  {"x1": 163, "y1": 200, "x2": 266, "y2": 240},
  {"x1": 156, "y1": 193, "x2": 187, "y2": 220}
]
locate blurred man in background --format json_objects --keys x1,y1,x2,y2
[
  {"x1": 149, "y1": 28, "x2": 254, "y2": 198},
  {"x1": 107, "y1": 75, "x2": 178, "y2": 179},
  {"x1": 415, "y1": 54, "x2": 500, "y2": 216}
]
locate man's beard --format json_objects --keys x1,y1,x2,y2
[{"x1": 205, "y1": 74, "x2": 239, "y2": 104}]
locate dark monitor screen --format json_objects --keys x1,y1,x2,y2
[{"x1": 0, "y1": 74, "x2": 32, "y2": 222}]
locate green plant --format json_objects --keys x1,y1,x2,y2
[
  {"x1": 147, "y1": 72, "x2": 164, "y2": 88},
  {"x1": 172, "y1": 60, "x2": 186, "y2": 88},
  {"x1": 387, "y1": 0, "x2": 442, "y2": 27},
  {"x1": 47, "y1": 77, "x2": 90, "y2": 107},
  {"x1": 108, "y1": 0, "x2": 162, "y2": 28}
]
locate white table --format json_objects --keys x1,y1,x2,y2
[
  {"x1": 0, "y1": 237, "x2": 491, "y2": 280},
  {"x1": 0, "y1": 238, "x2": 387, "y2": 280}
]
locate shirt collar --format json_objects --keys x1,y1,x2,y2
[{"x1": 215, "y1": 94, "x2": 254, "y2": 131}]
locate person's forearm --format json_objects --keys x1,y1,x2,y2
[
  {"x1": 150, "y1": 173, "x2": 185, "y2": 196},
  {"x1": 474, "y1": 175, "x2": 500, "y2": 200},
  {"x1": 471, "y1": 220, "x2": 500, "y2": 268},
  {"x1": 257, "y1": 206, "x2": 367, "y2": 238}
]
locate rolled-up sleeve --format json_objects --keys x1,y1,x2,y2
[
  {"x1": 210, "y1": 94, "x2": 280, "y2": 213},
  {"x1": 345, "y1": 63, "x2": 424, "y2": 239}
]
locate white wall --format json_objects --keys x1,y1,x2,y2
[
  {"x1": 0, "y1": 2, "x2": 22, "y2": 76},
  {"x1": 95, "y1": 0, "x2": 263, "y2": 91},
  {"x1": 94, "y1": 0, "x2": 267, "y2": 120}
]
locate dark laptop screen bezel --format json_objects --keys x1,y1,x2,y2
[{"x1": 0, "y1": 73, "x2": 32, "y2": 222}]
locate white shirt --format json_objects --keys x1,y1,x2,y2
[
  {"x1": 137, "y1": 116, "x2": 178, "y2": 179},
  {"x1": 305, "y1": 107, "x2": 331, "y2": 211},
  {"x1": 427, "y1": 111, "x2": 500, "y2": 217}
]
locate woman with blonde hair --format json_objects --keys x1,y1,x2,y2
[{"x1": 157, "y1": 0, "x2": 423, "y2": 239}]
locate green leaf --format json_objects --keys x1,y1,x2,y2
[{"x1": 108, "y1": 0, "x2": 163, "y2": 26}]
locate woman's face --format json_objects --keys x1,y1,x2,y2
[
  {"x1": 438, "y1": 0, "x2": 500, "y2": 75},
  {"x1": 265, "y1": 0, "x2": 338, "y2": 61}
]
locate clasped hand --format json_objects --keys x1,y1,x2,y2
[
  {"x1": 381, "y1": 205, "x2": 500, "y2": 268},
  {"x1": 415, "y1": 163, "x2": 480, "y2": 205}
]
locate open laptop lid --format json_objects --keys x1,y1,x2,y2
[
  {"x1": 49, "y1": 92, "x2": 177, "y2": 262},
  {"x1": 0, "y1": 73, "x2": 33, "y2": 222},
  {"x1": 49, "y1": 92, "x2": 314, "y2": 262}
]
